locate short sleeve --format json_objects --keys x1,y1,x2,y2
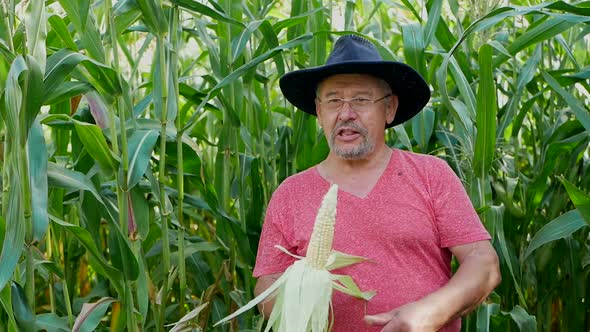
[
  {"x1": 429, "y1": 159, "x2": 491, "y2": 248},
  {"x1": 252, "y1": 187, "x2": 297, "y2": 277}
]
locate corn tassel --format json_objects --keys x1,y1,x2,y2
[{"x1": 214, "y1": 184, "x2": 374, "y2": 331}]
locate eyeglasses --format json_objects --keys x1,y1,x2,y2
[{"x1": 317, "y1": 94, "x2": 392, "y2": 113}]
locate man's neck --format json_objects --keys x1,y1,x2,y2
[
  {"x1": 317, "y1": 144, "x2": 393, "y2": 198},
  {"x1": 322, "y1": 144, "x2": 392, "y2": 174}
]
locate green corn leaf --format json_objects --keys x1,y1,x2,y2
[
  {"x1": 25, "y1": 0, "x2": 47, "y2": 73},
  {"x1": 44, "y1": 49, "x2": 86, "y2": 100},
  {"x1": 50, "y1": 215, "x2": 124, "y2": 295},
  {"x1": 232, "y1": 20, "x2": 264, "y2": 63},
  {"x1": 136, "y1": 118, "x2": 200, "y2": 155},
  {"x1": 393, "y1": 125, "x2": 413, "y2": 151},
  {"x1": 135, "y1": 0, "x2": 168, "y2": 34},
  {"x1": 28, "y1": 121, "x2": 49, "y2": 242},
  {"x1": 2, "y1": 55, "x2": 44, "y2": 143},
  {"x1": 72, "y1": 297, "x2": 117, "y2": 332},
  {"x1": 411, "y1": 108, "x2": 435, "y2": 152},
  {"x1": 75, "y1": 59, "x2": 120, "y2": 101},
  {"x1": 504, "y1": 305, "x2": 537, "y2": 332},
  {"x1": 44, "y1": 49, "x2": 122, "y2": 103},
  {"x1": 273, "y1": 8, "x2": 322, "y2": 33},
  {"x1": 173, "y1": 0, "x2": 245, "y2": 27},
  {"x1": 543, "y1": 71, "x2": 590, "y2": 132},
  {"x1": 57, "y1": 0, "x2": 104, "y2": 62},
  {"x1": 56, "y1": 0, "x2": 89, "y2": 33},
  {"x1": 129, "y1": 187, "x2": 150, "y2": 240},
  {"x1": 20, "y1": 56, "x2": 44, "y2": 143},
  {"x1": 475, "y1": 302, "x2": 500, "y2": 332},
  {"x1": 10, "y1": 282, "x2": 35, "y2": 332},
  {"x1": 34, "y1": 259, "x2": 65, "y2": 280},
  {"x1": 474, "y1": 44, "x2": 497, "y2": 179},
  {"x1": 3, "y1": 55, "x2": 26, "y2": 137},
  {"x1": 35, "y1": 313, "x2": 70, "y2": 332},
  {"x1": 449, "y1": 57, "x2": 476, "y2": 122},
  {"x1": 167, "y1": 302, "x2": 208, "y2": 332},
  {"x1": 77, "y1": 13, "x2": 107, "y2": 69},
  {"x1": 46, "y1": 162, "x2": 103, "y2": 203},
  {"x1": 424, "y1": 0, "x2": 443, "y2": 47},
  {"x1": 258, "y1": 20, "x2": 284, "y2": 75},
  {"x1": 184, "y1": 33, "x2": 313, "y2": 133},
  {"x1": 73, "y1": 119, "x2": 119, "y2": 173},
  {"x1": 399, "y1": 0, "x2": 421, "y2": 21},
  {"x1": 495, "y1": 17, "x2": 579, "y2": 66},
  {"x1": 40, "y1": 113, "x2": 73, "y2": 129},
  {"x1": 0, "y1": 166, "x2": 25, "y2": 292},
  {"x1": 126, "y1": 130, "x2": 158, "y2": 189},
  {"x1": 498, "y1": 45, "x2": 541, "y2": 137},
  {"x1": 523, "y1": 210, "x2": 587, "y2": 261},
  {"x1": 169, "y1": 241, "x2": 220, "y2": 266},
  {"x1": 402, "y1": 23, "x2": 426, "y2": 78},
  {"x1": 47, "y1": 15, "x2": 78, "y2": 51},
  {"x1": 44, "y1": 81, "x2": 93, "y2": 106},
  {"x1": 493, "y1": 205, "x2": 527, "y2": 308},
  {"x1": 559, "y1": 177, "x2": 590, "y2": 224},
  {"x1": 436, "y1": 56, "x2": 476, "y2": 134},
  {"x1": 245, "y1": 157, "x2": 264, "y2": 235},
  {"x1": 0, "y1": 39, "x2": 14, "y2": 69},
  {"x1": 136, "y1": 247, "x2": 149, "y2": 324},
  {"x1": 105, "y1": 216, "x2": 139, "y2": 281},
  {"x1": 0, "y1": 286, "x2": 18, "y2": 332},
  {"x1": 114, "y1": 3, "x2": 142, "y2": 33},
  {"x1": 0, "y1": 2, "x2": 10, "y2": 49}
]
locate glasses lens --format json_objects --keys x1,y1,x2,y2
[{"x1": 325, "y1": 100, "x2": 343, "y2": 112}]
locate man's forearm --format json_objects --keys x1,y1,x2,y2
[{"x1": 418, "y1": 247, "x2": 501, "y2": 327}]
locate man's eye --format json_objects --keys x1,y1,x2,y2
[
  {"x1": 352, "y1": 98, "x2": 371, "y2": 105},
  {"x1": 327, "y1": 98, "x2": 342, "y2": 104}
]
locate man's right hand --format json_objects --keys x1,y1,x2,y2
[{"x1": 254, "y1": 272, "x2": 283, "y2": 318}]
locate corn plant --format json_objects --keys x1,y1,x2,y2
[{"x1": 0, "y1": 0, "x2": 588, "y2": 331}]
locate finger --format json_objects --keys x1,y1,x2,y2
[
  {"x1": 382, "y1": 327, "x2": 403, "y2": 332},
  {"x1": 364, "y1": 312, "x2": 392, "y2": 326},
  {"x1": 380, "y1": 322, "x2": 401, "y2": 332}
]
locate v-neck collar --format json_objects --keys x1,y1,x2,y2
[{"x1": 314, "y1": 149, "x2": 396, "y2": 199}]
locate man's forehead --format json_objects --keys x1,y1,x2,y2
[{"x1": 317, "y1": 74, "x2": 385, "y2": 93}]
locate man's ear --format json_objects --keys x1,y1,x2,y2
[{"x1": 386, "y1": 95, "x2": 399, "y2": 125}]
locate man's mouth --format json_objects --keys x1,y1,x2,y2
[{"x1": 335, "y1": 127, "x2": 361, "y2": 141}]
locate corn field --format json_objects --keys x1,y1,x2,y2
[{"x1": 0, "y1": 0, "x2": 588, "y2": 331}]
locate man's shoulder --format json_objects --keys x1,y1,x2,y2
[
  {"x1": 272, "y1": 166, "x2": 320, "y2": 197},
  {"x1": 394, "y1": 149, "x2": 449, "y2": 168}
]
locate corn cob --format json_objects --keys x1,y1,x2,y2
[{"x1": 305, "y1": 184, "x2": 338, "y2": 269}]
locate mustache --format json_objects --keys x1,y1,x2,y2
[{"x1": 330, "y1": 121, "x2": 368, "y2": 138}]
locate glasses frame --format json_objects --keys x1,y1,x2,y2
[{"x1": 317, "y1": 94, "x2": 392, "y2": 114}]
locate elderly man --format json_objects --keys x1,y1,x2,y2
[{"x1": 253, "y1": 35, "x2": 501, "y2": 331}]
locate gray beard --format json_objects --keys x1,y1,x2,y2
[{"x1": 328, "y1": 122, "x2": 375, "y2": 160}]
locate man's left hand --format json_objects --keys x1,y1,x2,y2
[{"x1": 364, "y1": 301, "x2": 441, "y2": 332}]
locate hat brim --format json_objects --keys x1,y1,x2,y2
[{"x1": 279, "y1": 61, "x2": 430, "y2": 128}]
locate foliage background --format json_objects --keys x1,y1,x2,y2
[{"x1": 0, "y1": 0, "x2": 589, "y2": 331}]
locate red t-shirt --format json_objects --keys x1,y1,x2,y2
[{"x1": 253, "y1": 149, "x2": 491, "y2": 331}]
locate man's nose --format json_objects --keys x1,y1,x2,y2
[{"x1": 338, "y1": 102, "x2": 358, "y2": 121}]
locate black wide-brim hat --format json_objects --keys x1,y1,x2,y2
[{"x1": 279, "y1": 34, "x2": 431, "y2": 128}]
